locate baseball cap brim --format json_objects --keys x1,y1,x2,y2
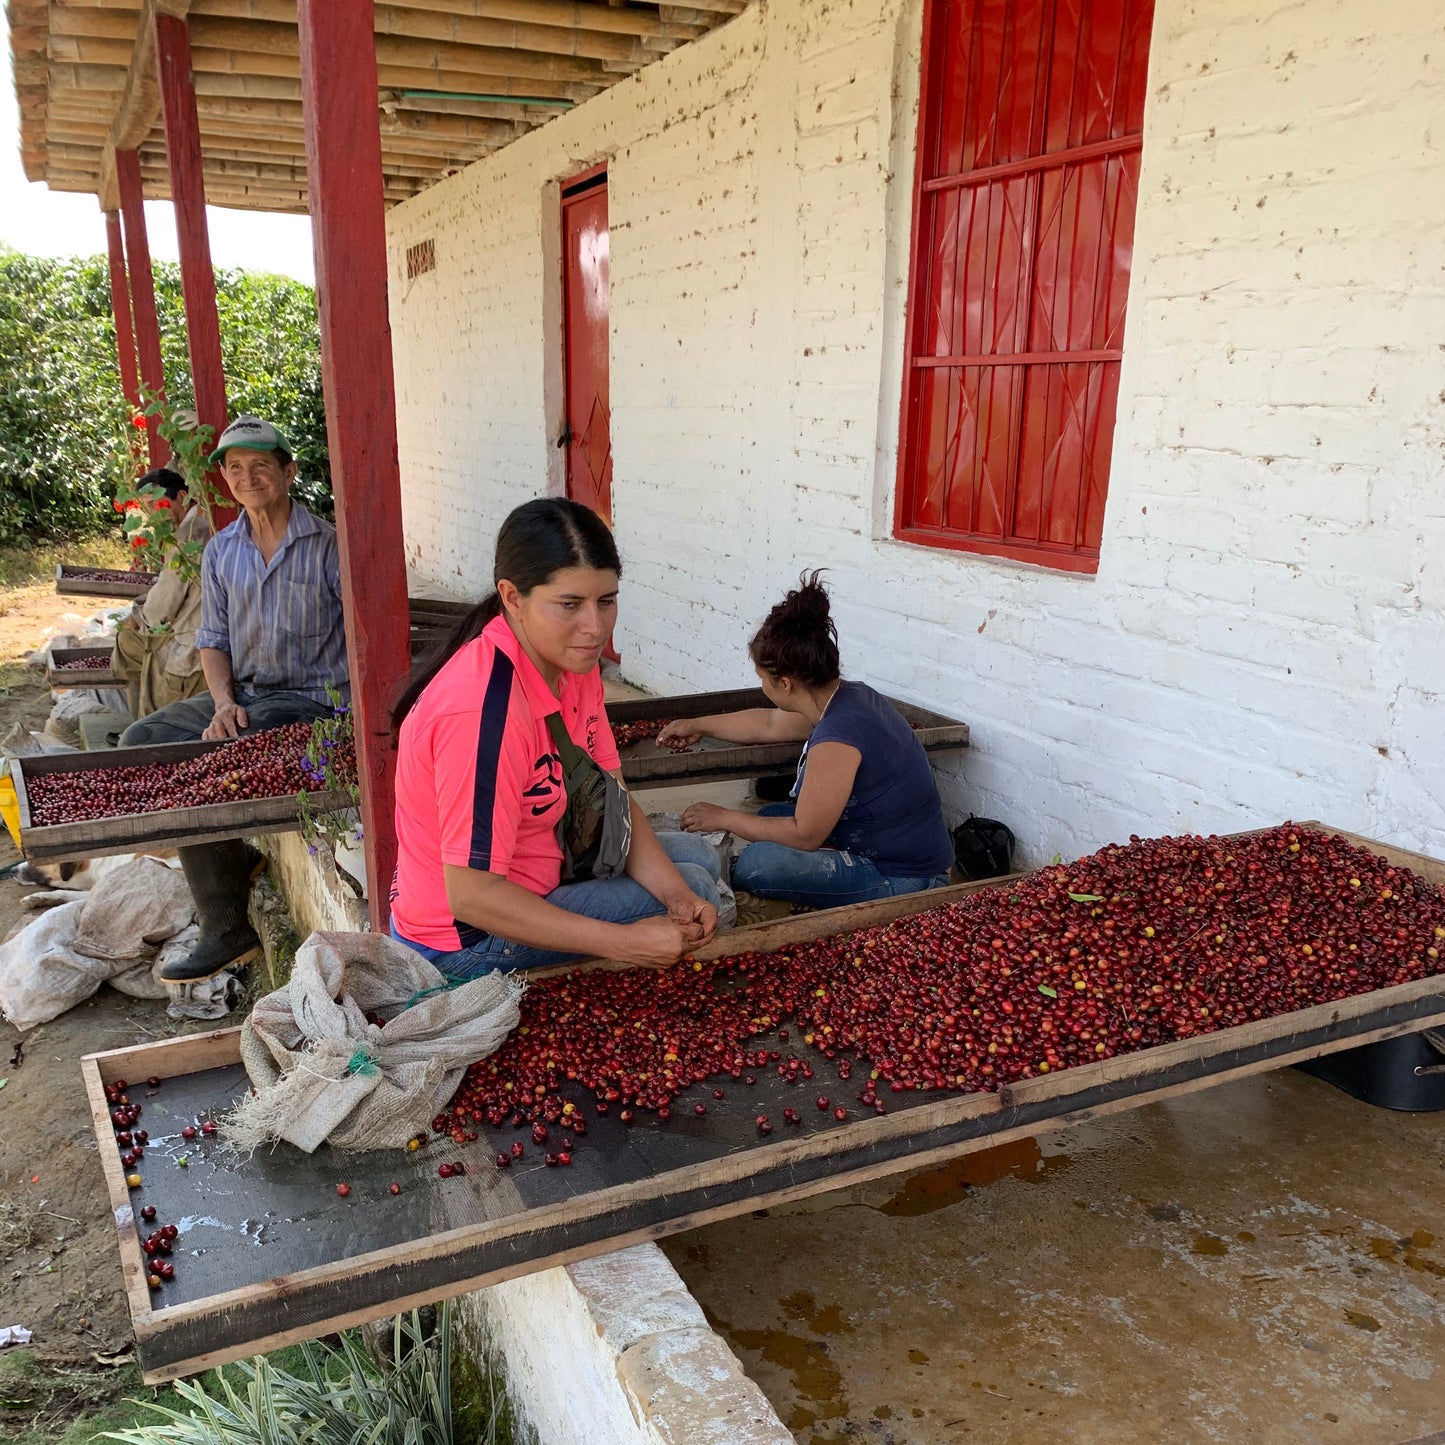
[{"x1": 208, "y1": 421, "x2": 294, "y2": 467}]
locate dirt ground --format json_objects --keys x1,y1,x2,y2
[{"x1": 0, "y1": 582, "x2": 206, "y2": 1438}]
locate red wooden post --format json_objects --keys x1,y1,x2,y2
[
  {"x1": 154, "y1": 10, "x2": 234, "y2": 519},
  {"x1": 115, "y1": 147, "x2": 169, "y2": 467},
  {"x1": 297, "y1": 0, "x2": 410, "y2": 930},
  {"x1": 104, "y1": 210, "x2": 141, "y2": 415}
]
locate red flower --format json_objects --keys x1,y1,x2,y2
[
  {"x1": 154, "y1": 498, "x2": 172, "y2": 510},
  {"x1": 123, "y1": 500, "x2": 141, "y2": 512},
  {"x1": 113, "y1": 499, "x2": 126, "y2": 513},
  {"x1": 131, "y1": 415, "x2": 147, "y2": 430},
  {"x1": 130, "y1": 536, "x2": 146, "y2": 549}
]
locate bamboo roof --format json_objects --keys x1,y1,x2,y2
[{"x1": 9, "y1": 0, "x2": 748, "y2": 214}]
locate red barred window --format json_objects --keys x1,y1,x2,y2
[{"x1": 894, "y1": 0, "x2": 1154, "y2": 574}]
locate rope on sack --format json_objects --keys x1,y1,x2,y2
[
  {"x1": 400, "y1": 966, "x2": 489, "y2": 1009},
  {"x1": 346, "y1": 1048, "x2": 379, "y2": 1077}
]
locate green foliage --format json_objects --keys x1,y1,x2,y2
[
  {"x1": 0, "y1": 245, "x2": 331, "y2": 547},
  {"x1": 100, "y1": 1304, "x2": 512, "y2": 1445}
]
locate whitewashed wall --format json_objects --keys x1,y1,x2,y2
[{"x1": 386, "y1": 0, "x2": 1445, "y2": 863}]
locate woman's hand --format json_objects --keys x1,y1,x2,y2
[
  {"x1": 657, "y1": 718, "x2": 708, "y2": 748},
  {"x1": 619, "y1": 915, "x2": 697, "y2": 968},
  {"x1": 681, "y1": 801, "x2": 730, "y2": 833}
]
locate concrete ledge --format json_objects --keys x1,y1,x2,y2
[
  {"x1": 259, "y1": 830, "x2": 368, "y2": 936},
  {"x1": 459, "y1": 1246, "x2": 792, "y2": 1445}
]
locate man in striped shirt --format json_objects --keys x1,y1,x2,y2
[{"x1": 121, "y1": 415, "x2": 349, "y2": 984}]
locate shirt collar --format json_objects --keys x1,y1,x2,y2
[{"x1": 483, "y1": 614, "x2": 567, "y2": 717}]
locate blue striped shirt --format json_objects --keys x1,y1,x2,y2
[{"x1": 195, "y1": 501, "x2": 350, "y2": 703}]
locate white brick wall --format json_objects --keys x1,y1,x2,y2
[{"x1": 386, "y1": 0, "x2": 1445, "y2": 864}]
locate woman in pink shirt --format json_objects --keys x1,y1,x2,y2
[{"x1": 389, "y1": 498, "x2": 721, "y2": 977}]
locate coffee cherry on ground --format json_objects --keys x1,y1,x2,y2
[
  {"x1": 557, "y1": 1151, "x2": 572, "y2": 1166},
  {"x1": 180, "y1": 1126, "x2": 197, "y2": 1140},
  {"x1": 389, "y1": 1182, "x2": 402, "y2": 1195},
  {"x1": 200, "y1": 1121, "x2": 216, "y2": 1136},
  {"x1": 495, "y1": 1154, "x2": 511, "y2": 1169},
  {"x1": 833, "y1": 1106, "x2": 848, "y2": 1121},
  {"x1": 438, "y1": 1164, "x2": 454, "y2": 1178},
  {"x1": 139, "y1": 1205, "x2": 156, "y2": 1221},
  {"x1": 148, "y1": 1273, "x2": 162, "y2": 1290},
  {"x1": 510, "y1": 1141, "x2": 525, "y2": 1158},
  {"x1": 335, "y1": 1183, "x2": 351, "y2": 1198},
  {"x1": 125, "y1": 1173, "x2": 141, "y2": 1189}
]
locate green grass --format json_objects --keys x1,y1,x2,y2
[
  {"x1": 0, "y1": 1321, "x2": 513, "y2": 1445},
  {"x1": 0, "y1": 536, "x2": 129, "y2": 590}
]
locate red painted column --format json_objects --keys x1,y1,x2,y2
[
  {"x1": 115, "y1": 147, "x2": 169, "y2": 467},
  {"x1": 104, "y1": 210, "x2": 141, "y2": 415},
  {"x1": 297, "y1": 0, "x2": 410, "y2": 930},
  {"x1": 154, "y1": 11, "x2": 233, "y2": 519}
]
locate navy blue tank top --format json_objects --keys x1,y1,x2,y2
[{"x1": 795, "y1": 682, "x2": 953, "y2": 878}]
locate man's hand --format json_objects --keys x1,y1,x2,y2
[
  {"x1": 202, "y1": 700, "x2": 250, "y2": 740},
  {"x1": 619, "y1": 915, "x2": 695, "y2": 968},
  {"x1": 668, "y1": 894, "x2": 718, "y2": 949},
  {"x1": 681, "y1": 801, "x2": 729, "y2": 834}
]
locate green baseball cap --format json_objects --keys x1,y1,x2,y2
[{"x1": 209, "y1": 414, "x2": 294, "y2": 466}]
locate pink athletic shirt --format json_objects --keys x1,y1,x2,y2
[{"x1": 390, "y1": 614, "x2": 620, "y2": 952}]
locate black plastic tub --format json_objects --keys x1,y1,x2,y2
[{"x1": 1297, "y1": 1030, "x2": 1445, "y2": 1111}]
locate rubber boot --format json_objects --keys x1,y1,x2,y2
[{"x1": 161, "y1": 840, "x2": 263, "y2": 984}]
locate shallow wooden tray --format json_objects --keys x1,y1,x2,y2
[
  {"x1": 79, "y1": 824, "x2": 1445, "y2": 1382},
  {"x1": 56, "y1": 564, "x2": 157, "y2": 599},
  {"x1": 10, "y1": 739, "x2": 350, "y2": 861},
  {"x1": 46, "y1": 644, "x2": 124, "y2": 689},
  {"x1": 610, "y1": 687, "x2": 969, "y2": 787}
]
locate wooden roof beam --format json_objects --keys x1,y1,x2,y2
[
  {"x1": 50, "y1": 2, "x2": 678, "y2": 67},
  {"x1": 59, "y1": 0, "x2": 715, "y2": 42}
]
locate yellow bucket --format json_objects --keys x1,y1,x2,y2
[{"x1": 0, "y1": 776, "x2": 22, "y2": 850}]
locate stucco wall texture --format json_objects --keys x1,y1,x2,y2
[{"x1": 385, "y1": 0, "x2": 1445, "y2": 866}]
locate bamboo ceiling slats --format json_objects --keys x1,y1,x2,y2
[{"x1": 13, "y1": 0, "x2": 751, "y2": 214}]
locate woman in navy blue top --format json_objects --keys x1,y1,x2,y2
[{"x1": 664, "y1": 573, "x2": 954, "y2": 908}]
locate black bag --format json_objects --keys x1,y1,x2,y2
[
  {"x1": 546, "y1": 713, "x2": 633, "y2": 883},
  {"x1": 951, "y1": 815, "x2": 1015, "y2": 880}
]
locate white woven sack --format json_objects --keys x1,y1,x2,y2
[{"x1": 228, "y1": 930, "x2": 523, "y2": 1154}]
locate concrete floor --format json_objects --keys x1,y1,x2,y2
[{"x1": 663, "y1": 1069, "x2": 1445, "y2": 1445}]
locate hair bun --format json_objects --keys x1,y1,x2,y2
[{"x1": 747, "y1": 569, "x2": 840, "y2": 689}]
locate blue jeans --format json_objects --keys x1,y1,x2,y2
[
  {"x1": 119, "y1": 689, "x2": 333, "y2": 746},
  {"x1": 392, "y1": 832, "x2": 723, "y2": 977},
  {"x1": 732, "y1": 804, "x2": 951, "y2": 909}
]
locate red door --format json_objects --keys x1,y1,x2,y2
[{"x1": 562, "y1": 173, "x2": 612, "y2": 525}]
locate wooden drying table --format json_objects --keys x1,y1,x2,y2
[
  {"x1": 609, "y1": 687, "x2": 969, "y2": 787},
  {"x1": 55, "y1": 564, "x2": 156, "y2": 599},
  {"x1": 80, "y1": 824, "x2": 1445, "y2": 1382},
  {"x1": 9, "y1": 739, "x2": 350, "y2": 862},
  {"x1": 46, "y1": 645, "x2": 125, "y2": 690}
]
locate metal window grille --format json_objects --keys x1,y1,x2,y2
[
  {"x1": 894, "y1": 0, "x2": 1155, "y2": 574},
  {"x1": 406, "y1": 238, "x2": 435, "y2": 279}
]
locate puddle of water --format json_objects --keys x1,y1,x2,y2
[
  {"x1": 780, "y1": 1290, "x2": 853, "y2": 1336},
  {"x1": 1367, "y1": 1234, "x2": 1445, "y2": 1278},
  {"x1": 877, "y1": 1138, "x2": 1070, "y2": 1216},
  {"x1": 1192, "y1": 1233, "x2": 1229, "y2": 1257},
  {"x1": 720, "y1": 1322, "x2": 848, "y2": 1415}
]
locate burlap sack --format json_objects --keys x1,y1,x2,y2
[{"x1": 228, "y1": 931, "x2": 523, "y2": 1154}]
